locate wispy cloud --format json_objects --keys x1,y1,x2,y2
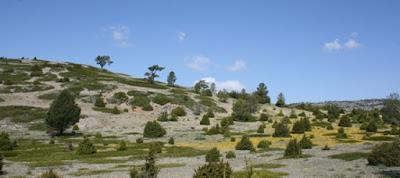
[
  {"x1": 178, "y1": 31, "x2": 187, "y2": 42},
  {"x1": 110, "y1": 25, "x2": 131, "y2": 48},
  {"x1": 198, "y1": 77, "x2": 245, "y2": 91},
  {"x1": 227, "y1": 60, "x2": 246, "y2": 72},
  {"x1": 185, "y1": 55, "x2": 211, "y2": 71},
  {"x1": 323, "y1": 32, "x2": 362, "y2": 51},
  {"x1": 324, "y1": 39, "x2": 342, "y2": 51}
]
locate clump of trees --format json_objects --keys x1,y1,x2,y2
[
  {"x1": 235, "y1": 135, "x2": 255, "y2": 151},
  {"x1": 381, "y1": 93, "x2": 400, "y2": 125},
  {"x1": 95, "y1": 55, "x2": 113, "y2": 69},
  {"x1": 231, "y1": 96, "x2": 258, "y2": 122},
  {"x1": 368, "y1": 137, "x2": 400, "y2": 166},
  {"x1": 273, "y1": 122, "x2": 290, "y2": 137},
  {"x1": 338, "y1": 115, "x2": 352, "y2": 127},
  {"x1": 275, "y1": 93, "x2": 285, "y2": 107},
  {"x1": 291, "y1": 118, "x2": 312, "y2": 134},
  {"x1": 284, "y1": 139, "x2": 302, "y2": 158},
  {"x1": 145, "y1": 65, "x2": 165, "y2": 84},
  {"x1": 143, "y1": 121, "x2": 166, "y2": 138},
  {"x1": 46, "y1": 90, "x2": 81, "y2": 135},
  {"x1": 76, "y1": 137, "x2": 96, "y2": 155},
  {"x1": 194, "y1": 80, "x2": 213, "y2": 96}
]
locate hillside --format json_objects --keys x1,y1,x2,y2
[
  {"x1": 1, "y1": 58, "x2": 399, "y2": 178},
  {"x1": 291, "y1": 99, "x2": 385, "y2": 112}
]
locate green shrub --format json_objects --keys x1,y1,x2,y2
[
  {"x1": 72, "y1": 125, "x2": 79, "y2": 132},
  {"x1": 257, "y1": 140, "x2": 270, "y2": 150},
  {"x1": 299, "y1": 135, "x2": 312, "y2": 149},
  {"x1": 292, "y1": 120, "x2": 305, "y2": 134},
  {"x1": 276, "y1": 110, "x2": 284, "y2": 117},
  {"x1": 0, "y1": 132, "x2": 14, "y2": 151},
  {"x1": 117, "y1": 140, "x2": 127, "y2": 151},
  {"x1": 368, "y1": 137, "x2": 400, "y2": 166},
  {"x1": 169, "y1": 114, "x2": 178, "y2": 122},
  {"x1": 231, "y1": 98, "x2": 257, "y2": 122},
  {"x1": 30, "y1": 64, "x2": 43, "y2": 77},
  {"x1": 338, "y1": 115, "x2": 352, "y2": 127},
  {"x1": 152, "y1": 94, "x2": 170, "y2": 105},
  {"x1": 336, "y1": 127, "x2": 348, "y2": 139},
  {"x1": 49, "y1": 139, "x2": 55, "y2": 144},
  {"x1": 206, "y1": 147, "x2": 221, "y2": 162},
  {"x1": 76, "y1": 137, "x2": 96, "y2": 155},
  {"x1": 157, "y1": 112, "x2": 169, "y2": 122},
  {"x1": 0, "y1": 153, "x2": 3, "y2": 174},
  {"x1": 226, "y1": 151, "x2": 236, "y2": 159},
  {"x1": 130, "y1": 95, "x2": 151, "y2": 108},
  {"x1": 136, "y1": 137, "x2": 144, "y2": 144},
  {"x1": 46, "y1": 90, "x2": 81, "y2": 135},
  {"x1": 259, "y1": 113, "x2": 269, "y2": 121},
  {"x1": 235, "y1": 135, "x2": 254, "y2": 151},
  {"x1": 289, "y1": 110, "x2": 297, "y2": 118},
  {"x1": 200, "y1": 115, "x2": 210, "y2": 125},
  {"x1": 205, "y1": 110, "x2": 215, "y2": 118},
  {"x1": 168, "y1": 137, "x2": 175, "y2": 145},
  {"x1": 94, "y1": 95, "x2": 106, "y2": 107},
  {"x1": 327, "y1": 124, "x2": 334, "y2": 130},
  {"x1": 193, "y1": 161, "x2": 232, "y2": 178},
  {"x1": 366, "y1": 122, "x2": 378, "y2": 132},
  {"x1": 112, "y1": 92, "x2": 128, "y2": 104},
  {"x1": 284, "y1": 139, "x2": 302, "y2": 158},
  {"x1": 257, "y1": 124, "x2": 265, "y2": 133},
  {"x1": 129, "y1": 168, "x2": 139, "y2": 178},
  {"x1": 299, "y1": 112, "x2": 306, "y2": 117},
  {"x1": 143, "y1": 121, "x2": 166, "y2": 138},
  {"x1": 171, "y1": 107, "x2": 187, "y2": 117},
  {"x1": 322, "y1": 145, "x2": 331, "y2": 150},
  {"x1": 150, "y1": 142, "x2": 163, "y2": 153},
  {"x1": 37, "y1": 169, "x2": 61, "y2": 178},
  {"x1": 230, "y1": 137, "x2": 236, "y2": 142},
  {"x1": 142, "y1": 104, "x2": 154, "y2": 111},
  {"x1": 273, "y1": 122, "x2": 290, "y2": 137},
  {"x1": 220, "y1": 117, "x2": 234, "y2": 127},
  {"x1": 206, "y1": 124, "x2": 222, "y2": 135}
]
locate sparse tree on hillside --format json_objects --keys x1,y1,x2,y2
[
  {"x1": 275, "y1": 93, "x2": 285, "y2": 107},
  {"x1": 46, "y1": 90, "x2": 81, "y2": 135},
  {"x1": 231, "y1": 98, "x2": 256, "y2": 122},
  {"x1": 95, "y1": 55, "x2": 113, "y2": 69},
  {"x1": 145, "y1": 65, "x2": 165, "y2": 84},
  {"x1": 210, "y1": 82, "x2": 217, "y2": 94},
  {"x1": 255, "y1": 82, "x2": 271, "y2": 104},
  {"x1": 381, "y1": 93, "x2": 400, "y2": 125},
  {"x1": 194, "y1": 80, "x2": 208, "y2": 94},
  {"x1": 167, "y1": 71, "x2": 177, "y2": 86}
]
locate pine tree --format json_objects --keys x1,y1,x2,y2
[
  {"x1": 143, "y1": 121, "x2": 166, "y2": 138},
  {"x1": 205, "y1": 147, "x2": 221, "y2": 163},
  {"x1": 235, "y1": 135, "x2": 254, "y2": 151},
  {"x1": 167, "y1": 71, "x2": 177, "y2": 86},
  {"x1": 141, "y1": 149, "x2": 159, "y2": 178},
  {"x1": 46, "y1": 90, "x2": 81, "y2": 135},
  {"x1": 275, "y1": 93, "x2": 285, "y2": 107},
  {"x1": 284, "y1": 139, "x2": 302, "y2": 157},
  {"x1": 299, "y1": 135, "x2": 313, "y2": 149},
  {"x1": 338, "y1": 115, "x2": 352, "y2": 127},
  {"x1": 273, "y1": 122, "x2": 290, "y2": 137}
]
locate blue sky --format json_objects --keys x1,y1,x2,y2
[{"x1": 1, "y1": 0, "x2": 400, "y2": 103}]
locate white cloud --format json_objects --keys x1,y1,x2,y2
[
  {"x1": 178, "y1": 31, "x2": 187, "y2": 42},
  {"x1": 110, "y1": 25, "x2": 131, "y2": 48},
  {"x1": 324, "y1": 33, "x2": 362, "y2": 51},
  {"x1": 185, "y1": 55, "x2": 211, "y2": 71},
  {"x1": 345, "y1": 39, "x2": 361, "y2": 49},
  {"x1": 197, "y1": 77, "x2": 245, "y2": 91},
  {"x1": 324, "y1": 39, "x2": 342, "y2": 50},
  {"x1": 227, "y1": 60, "x2": 246, "y2": 72}
]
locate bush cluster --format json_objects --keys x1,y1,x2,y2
[
  {"x1": 235, "y1": 135, "x2": 254, "y2": 151},
  {"x1": 0, "y1": 132, "x2": 14, "y2": 151},
  {"x1": 299, "y1": 135, "x2": 313, "y2": 149},
  {"x1": 225, "y1": 151, "x2": 236, "y2": 159},
  {"x1": 193, "y1": 161, "x2": 232, "y2": 178},
  {"x1": 206, "y1": 147, "x2": 221, "y2": 162},
  {"x1": 273, "y1": 122, "x2": 290, "y2": 137},
  {"x1": 171, "y1": 107, "x2": 187, "y2": 117},
  {"x1": 336, "y1": 127, "x2": 348, "y2": 139},
  {"x1": 291, "y1": 118, "x2": 311, "y2": 134},
  {"x1": 152, "y1": 94, "x2": 170, "y2": 105},
  {"x1": 143, "y1": 121, "x2": 166, "y2": 138},
  {"x1": 284, "y1": 139, "x2": 302, "y2": 158},
  {"x1": 76, "y1": 137, "x2": 96, "y2": 155},
  {"x1": 368, "y1": 137, "x2": 400, "y2": 166},
  {"x1": 338, "y1": 115, "x2": 352, "y2": 127},
  {"x1": 257, "y1": 140, "x2": 271, "y2": 150}
]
